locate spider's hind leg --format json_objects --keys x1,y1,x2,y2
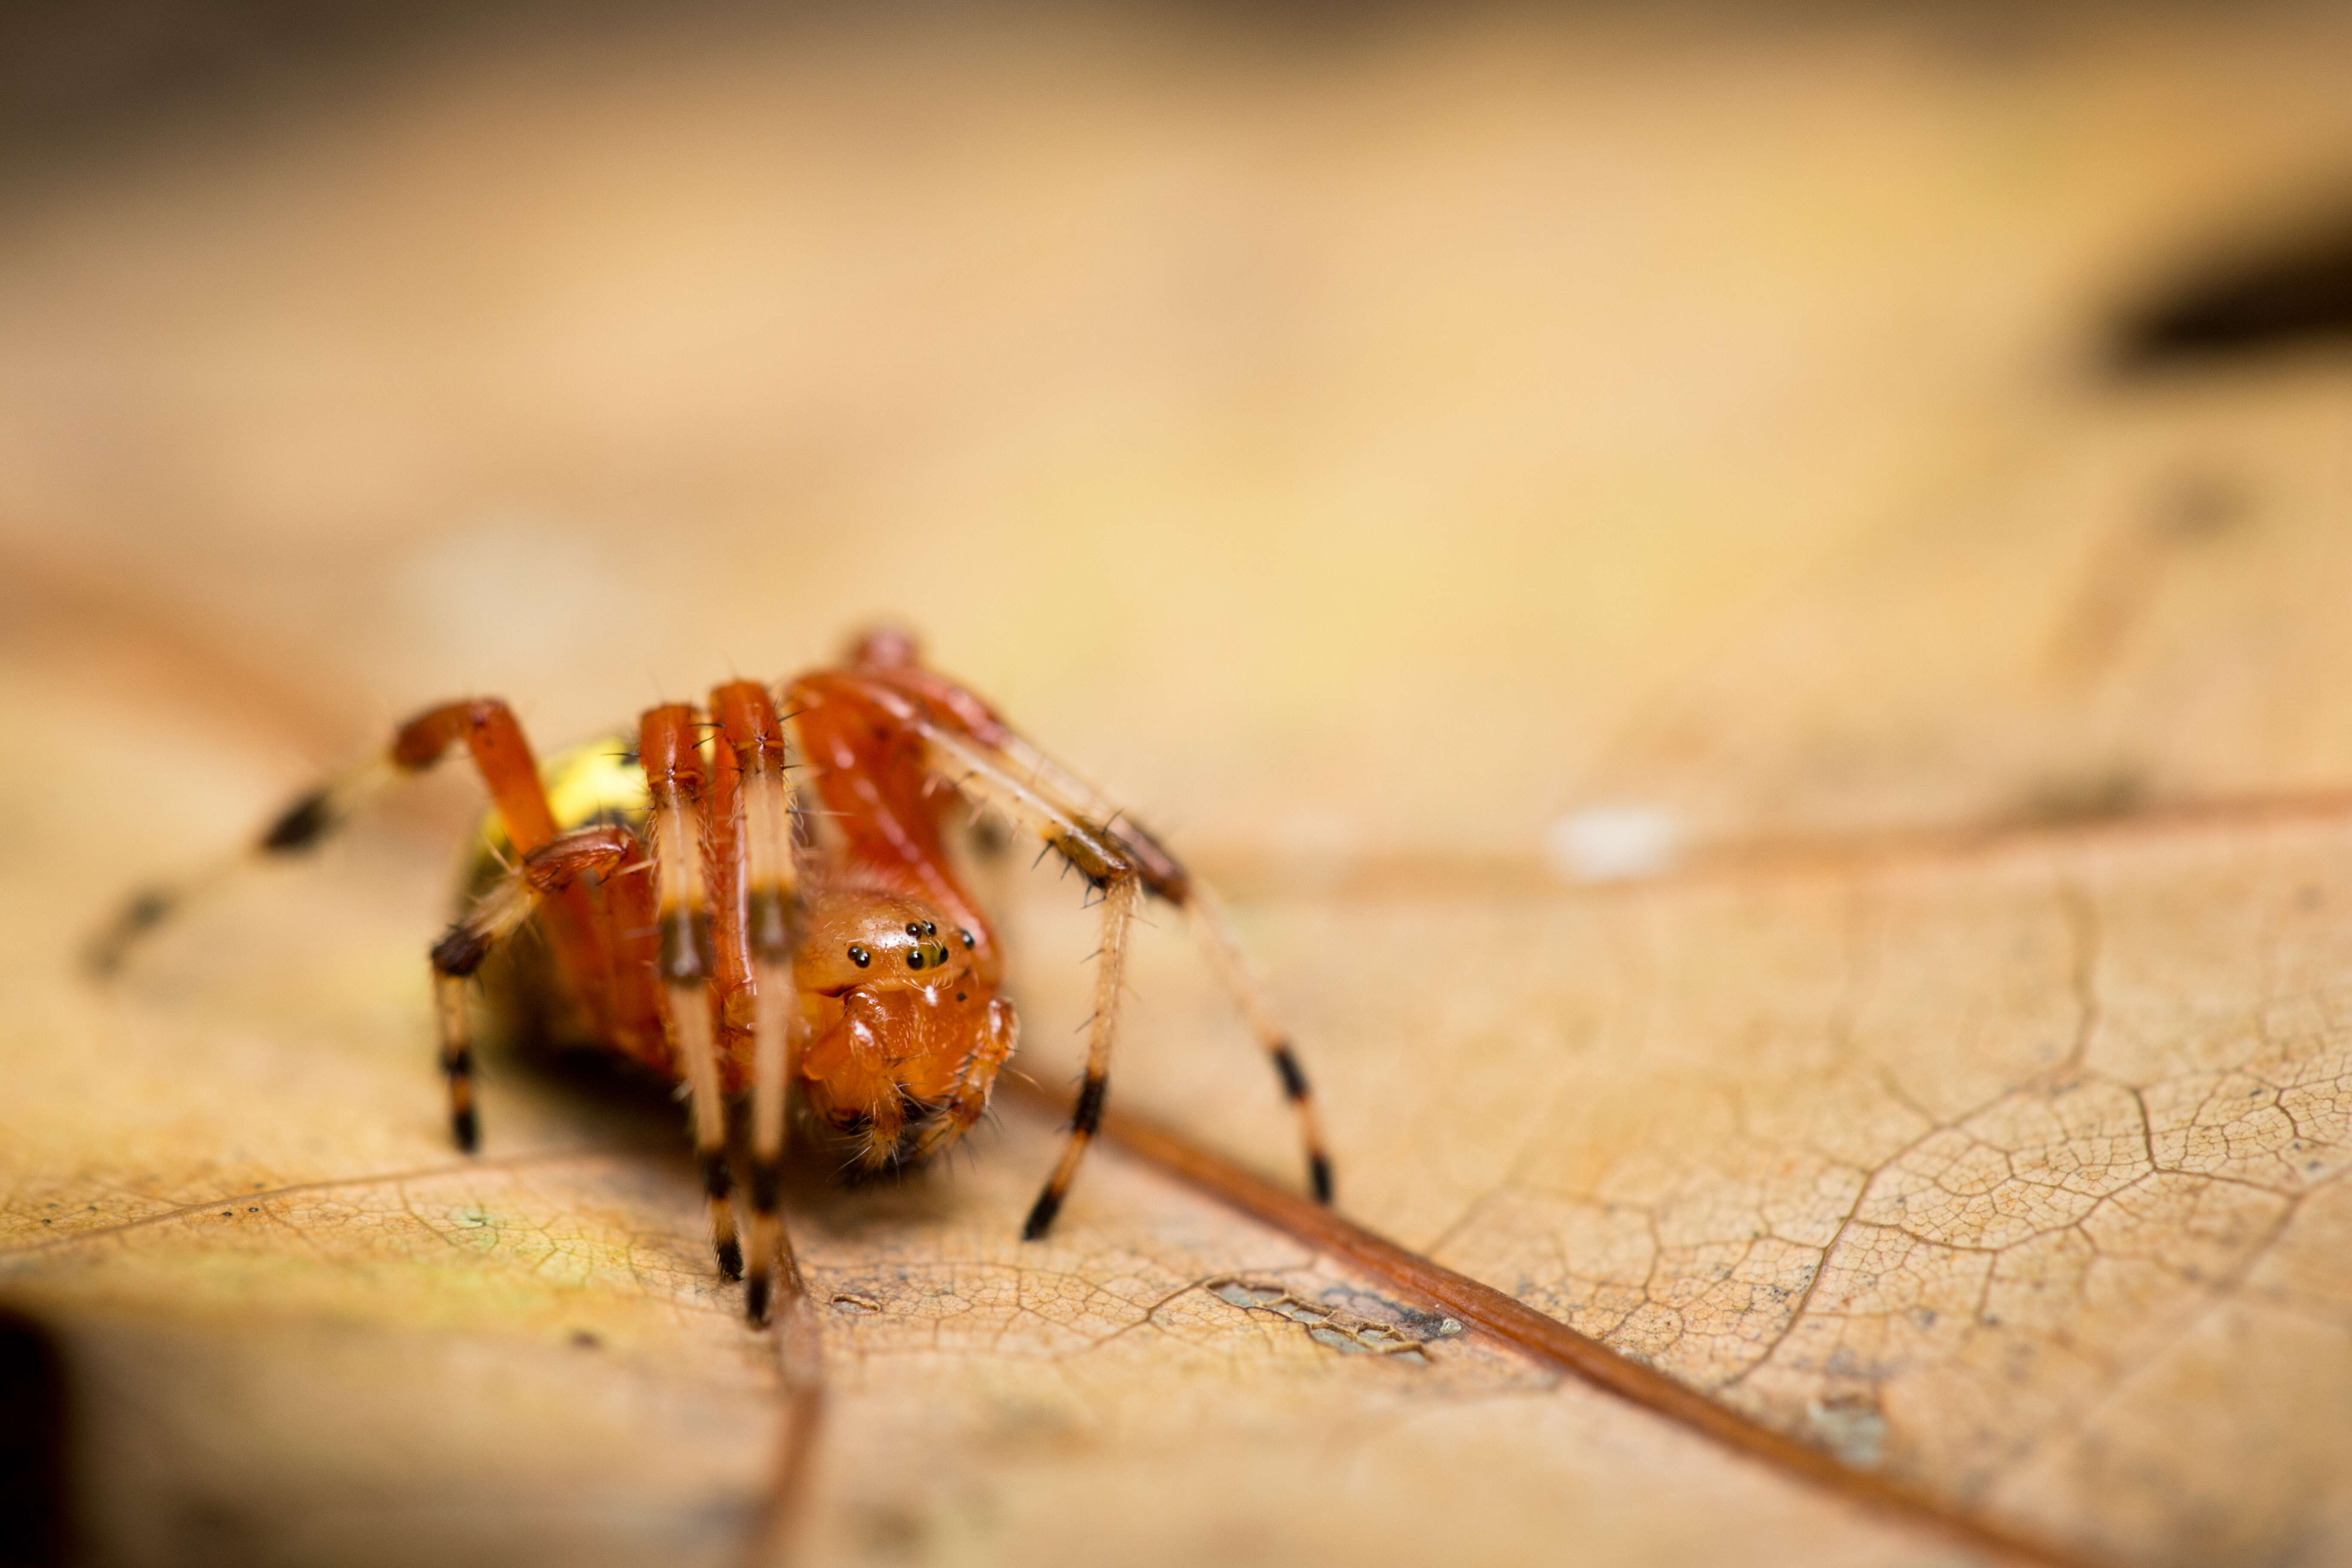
[
  {"x1": 85, "y1": 755, "x2": 398, "y2": 977},
  {"x1": 92, "y1": 696, "x2": 632, "y2": 1162},
  {"x1": 89, "y1": 698, "x2": 595, "y2": 986}
]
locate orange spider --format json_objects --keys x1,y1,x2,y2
[{"x1": 95, "y1": 629, "x2": 1332, "y2": 1325}]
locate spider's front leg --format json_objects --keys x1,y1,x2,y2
[
  {"x1": 1025, "y1": 873, "x2": 1139, "y2": 1238},
  {"x1": 639, "y1": 705, "x2": 743, "y2": 1283},
  {"x1": 428, "y1": 827, "x2": 638, "y2": 1151},
  {"x1": 913, "y1": 722, "x2": 1335, "y2": 1236},
  {"x1": 711, "y1": 680, "x2": 807, "y2": 1327}
]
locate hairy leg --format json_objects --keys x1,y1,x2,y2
[
  {"x1": 90, "y1": 698, "x2": 610, "y2": 1030},
  {"x1": 713, "y1": 680, "x2": 805, "y2": 1326},
  {"x1": 427, "y1": 827, "x2": 637, "y2": 1151},
  {"x1": 908, "y1": 705, "x2": 1335, "y2": 1215},
  {"x1": 1021, "y1": 876, "x2": 1137, "y2": 1239},
  {"x1": 640, "y1": 704, "x2": 742, "y2": 1281}
]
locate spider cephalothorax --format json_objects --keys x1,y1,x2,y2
[
  {"x1": 96, "y1": 629, "x2": 1332, "y2": 1328},
  {"x1": 792, "y1": 887, "x2": 1017, "y2": 1170}
]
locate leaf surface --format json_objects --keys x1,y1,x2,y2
[{"x1": 4, "y1": 9, "x2": 2352, "y2": 1567}]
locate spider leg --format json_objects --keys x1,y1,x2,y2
[
  {"x1": 83, "y1": 752, "x2": 392, "y2": 976},
  {"x1": 920, "y1": 707, "x2": 1335, "y2": 1196},
  {"x1": 390, "y1": 701, "x2": 624, "y2": 1042},
  {"x1": 1023, "y1": 874, "x2": 1137, "y2": 1238},
  {"x1": 639, "y1": 704, "x2": 743, "y2": 1283},
  {"x1": 906, "y1": 718, "x2": 1334, "y2": 1231},
  {"x1": 428, "y1": 827, "x2": 637, "y2": 1151},
  {"x1": 90, "y1": 699, "x2": 609, "y2": 1026},
  {"x1": 896, "y1": 729, "x2": 1150, "y2": 1237},
  {"x1": 712, "y1": 680, "x2": 806, "y2": 1327},
  {"x1": 918, "y1": 721, "x2": 1334, "y2": 1206},
  {"x1": 1176, "y1": 882, "x2": 1334, "y2": 1205}
]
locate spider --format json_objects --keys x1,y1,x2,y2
[{"x1": 94, "y1": 628, "x2": 1332, "y2": 1326}]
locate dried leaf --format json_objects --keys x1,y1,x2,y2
[{"x1": 5, "y1": 9, "x2": 2352, "y2": 1568}]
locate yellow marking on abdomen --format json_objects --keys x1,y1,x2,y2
[{"x1": 462, "y1": 733, "x2": 649, "y2": 898}]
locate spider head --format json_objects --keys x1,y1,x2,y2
[
  {"x1": 796, "y1": 891, "x2": 970, "y2": 995},
  {"x1": 793, "y1": 888, "x2": 1014, "y2": 1172}
]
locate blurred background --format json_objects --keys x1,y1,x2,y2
[
  {"x1": 5, "y1": 3, "x2": 2352, "y2": 1565},
  {"x1": 4, "y1": 0, "x2": 2350, "y2": 884}
]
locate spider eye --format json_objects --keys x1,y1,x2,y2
[
  {"x1": 923, "y1": 921, "x2": 937, "y2": 937},
  {"x1": 906, "y1": 949, "x2": 926, "y2": 970},
  {"x1": 905, "y1": 922, "x2": 922, "y2": 937},
  {"x1": 958, "y1": 928, "x2": 975, "y2": 949},
  {"x1": 848, "y1": 944, "x2": 870, "y2": 968}
]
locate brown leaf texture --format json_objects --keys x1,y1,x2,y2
[
  {"x1": 6, "y1": 7, "x2": 2352, "y2": 1567},
  {"x1": 1064, "y1": 819, "x2": 2352, "y2": 1566}
]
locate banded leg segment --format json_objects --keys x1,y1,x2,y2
[
  {"x1": 1023, "y1": 875, "x2": 1138, "y2": 1240},
  {"x1": 428, "y1": 827, "x2": 637, "y2": 1151},
  {"x1": 640, "y1": 704, "x2": 743, "y2": 1281},
  {"x1": 89, "y1": 697, "x2": 606, "y2": 1018},
  {"x1": 85, "y1": 749, "x2": 399, "y2": 975},
  {"x1": 1184, "y1": 884, "x2": 1334, "y2": 1203},
  {"x1": 389, "y1": 699, "x2": 562, "y2": 850},
  {"x1": 392, "y1": 701, "x2": 619, "y2": 1036},
  {"x1": 915, "y1": 721, "x2": 1335, "y2": 1213},
  {"x1": 713, "y1": 680, "x2": 805, "y2": 1326}
]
